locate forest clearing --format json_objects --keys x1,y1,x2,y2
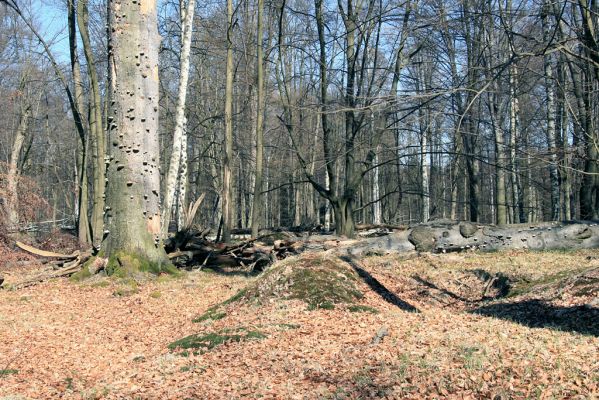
[{"x1": 0, "y1": 236, "x2": 597, "y2": 399}]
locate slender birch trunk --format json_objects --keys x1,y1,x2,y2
[
  {"x1": 509, "y1": 65, "x2": 524, "y2": 223},
  {"x1": 372, "y1": 146, "x2": 382, "y2": 224},
  {"x1": 161, "y1": 0, "x2": 196, "y2": 237}
]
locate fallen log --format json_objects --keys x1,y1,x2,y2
[
  {"x1": 356, "y1": 223, "x2": 408, "y2": 231},
  {"x1": 347, "y1": 220, "x2": 599, "y2": 256}
]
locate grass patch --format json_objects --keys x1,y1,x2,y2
[
  {"x1": 90, "y1": 280, "x2": 110, "y2": 288},
  {"x1": 193, "y1": 307, "x2": 227, "y2": 322},
  {"x1": 0, "y1": 369, "x2": 18, "y2": 376},
  {"x1": 507, "y1": 268, "x2": 589, "y2": 298},
  {"x1": 348, "y1": 305, "x2": 379, "y2": 314},
  {"x1": 169, "y1": 327, "x2": 266, "y2": 353},
  {"x1": 459, "y1": 345, "x2": 486, "y2": 370},
  {"x1": 274, "y1": 323, "x2": 301, "y2": 330},
  {"x1": 112, "y1": 279, "x2": 139, "y2": 297}
]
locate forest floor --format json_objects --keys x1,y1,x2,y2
[{"x1": 0, "y1": 243, "x2": 597, "y2": 399}]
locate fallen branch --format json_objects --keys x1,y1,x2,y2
[
  {"x1": 4, "y1": 252, "x2": 92, "y2": 290},
  {"x1": 16, "y1": 241, "x2": 79, "y2": 259}
]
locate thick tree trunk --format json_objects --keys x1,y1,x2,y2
[
  {"x1": 103, "y1": 0, "x2": 169, "y2": 267},
  {"x1": 332, "y1": 199, "x2": 355, "y2": 238}
]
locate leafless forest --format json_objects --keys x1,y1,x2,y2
[
  {"x1": 1, "y1": 0, "x2": 598, "y2": 244},
  {"x1": 1, "y1": 1, "x2": 598, "y2": 398}
]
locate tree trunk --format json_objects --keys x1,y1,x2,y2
[
  {"x1": 222, "y1": 0, "x2": 235, "y2": 242},
  {"x1": 333, "y1": 199, "x2": 355, "y2": 238},
  {"x1": 68, "y1": 0, "x2": 91, "y2": 245},
  {"x1": 78, "y1": 0, "x2": 106, "y2": 247},
  {"x1": 541, "y1": 2, "x2": 561, "y2": 221},
  {"x1": 103, "y1": 0, "x2": 169, "y2": 267},
  {"x1": 162, "y1": 0, "x2": 196, "y2": 237},
  {"x1": 372, "y1": 147, "x2": 382, "y2": 225},
  {"x1": 176, "y1": 124, "x2": 188, "y2": 230},
  {"x1": 509, "y1": 64, "x2": 524, "y2": 223},
  {"x1": 4, "y1": 98, "x2": 31, "y2": 229},
  {"x1": 251, "y1": 0, "x2": 265, "y2": 238}
]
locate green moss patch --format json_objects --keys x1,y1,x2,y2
[
  {"x1": 70, "y1": 256, "x2": 104, "y2": 282},
  {"x1": 193, "y1": 307, "x2": 227, "y2": 323},
  {"x1": 169, "y1": 327, "x2": 266, "y2": 353},
  {"x1": 0, "y1": 369, "x2": 18, "y2": 376},
  {"x1": 348, "y1": 305, "x2": 379, "y2": 314},
  {"x1": 105, "y1": 251, "x2": 179, "y2": 277}
]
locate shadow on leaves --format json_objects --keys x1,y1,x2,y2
[{"x1": 472, "y1": 299, "x2": 599, "y2": 337}]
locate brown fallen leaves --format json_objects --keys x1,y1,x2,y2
[{"x1": 0, "y1": 250, "x2": 597, "y2": 399}]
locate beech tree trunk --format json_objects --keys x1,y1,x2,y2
[{"x1": 103, "y1": 0, "x2": 169, "y2": 266}]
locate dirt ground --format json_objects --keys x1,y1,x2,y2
[{"x1": 0, "y1": 249, "x2": 597, "y2": 399}]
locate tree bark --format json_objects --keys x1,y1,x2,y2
[
  {"x1": 4, "y1": 90, "x2": 31, "y2": 229},
  {"x1": 67, "y1": 0, "x2": 92, "y2": 246},
  {"x1": 103, "y1": 0, "x2": 169, "y2": 267},
  {"x1": 251, "y1": 0, "x2": 265, "y2": 238},
  {"x1": 541, "y1": 1, "x2": 561, "y2": 221},
  {"x1": 222, "y1": 0, "x2": 235, "y2": 242},
  {"x1": 78, "y1": 0, "x2": 106, "y2": 246},
  {"x1": 162, "y1": 0, "x2": 196, "y2": 238}
]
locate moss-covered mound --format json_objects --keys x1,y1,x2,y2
[{"x1": 233, "y1": 254, "x2": 363, "y2": 310}]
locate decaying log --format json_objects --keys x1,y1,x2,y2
[
  {"x1": 356, "y1": 223, "x2": 407, "y2": 231},
  {"x1": 347, "y1": 220, "x2": 599, "y2": 256}
]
